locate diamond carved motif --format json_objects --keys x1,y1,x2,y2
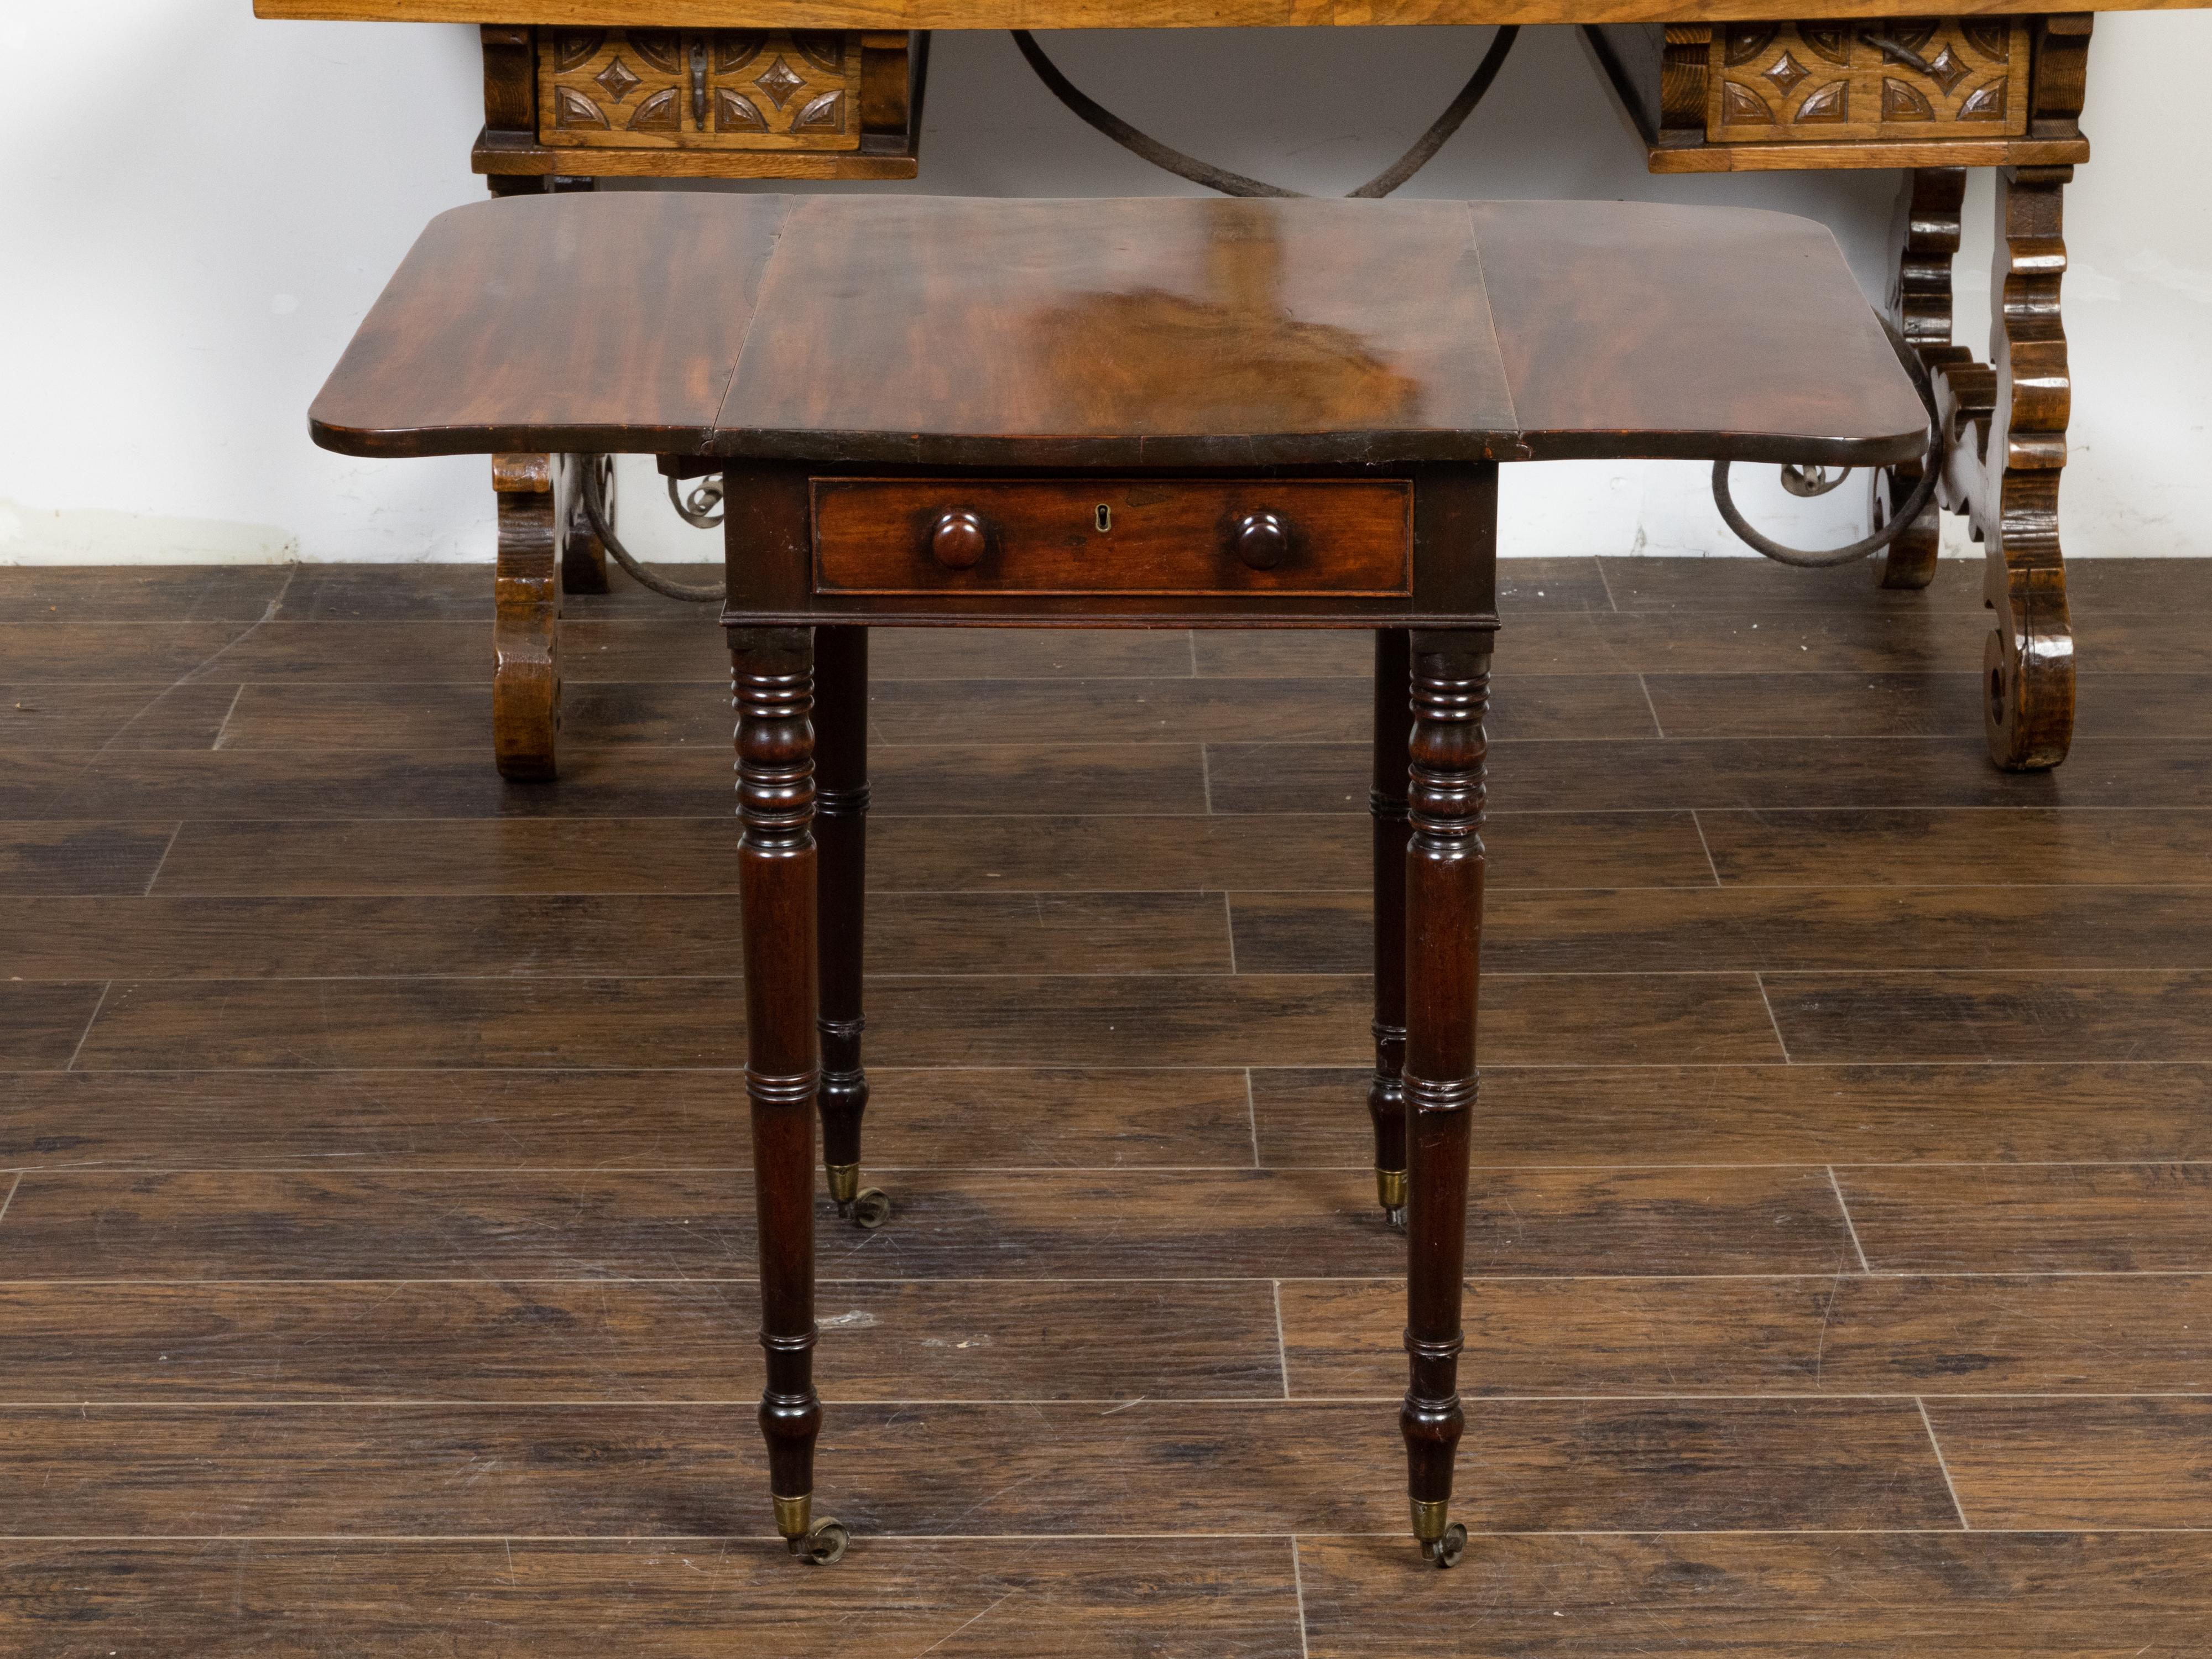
[
  {"x1": 1924, "y1": 44, "x2": 1971, "y2": 95},
  {"x1": 593, "y1": 56, "x2": 641, "y2": 103},
  {"x1": 1761, "y1": 52, "x2": 1813, "y2": 97},
  {"x1": 540, "y1": 28, "x2": 861, "y2": 152},
  {"x1": 754, "y1": 55, "x2": 805, "y2": 109},
  {"x1": 1712, "y1": 18, "x2": 2030, "y2": 144}
]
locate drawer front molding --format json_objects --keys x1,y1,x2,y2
[
  {"x1": 539, "y1": 28, "x2": 863, "y2": 152},
  {"x1": 811, "y1": 478, "x2": 1414, "y2": 598}
]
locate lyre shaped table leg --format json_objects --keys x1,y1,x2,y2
[
  {"x1": 1369, "y1": 628, "x2": 1413, "y2": 1226},
  {"x1": 733, "y1": 625, "x2": 846, "y2": 1566},
  {"x1": 814, "y1": 625, "x2": 885, "y2": 1230},
  {"x1": 1400, "y1": 630, "x2": 1489, "y2": 1569}
]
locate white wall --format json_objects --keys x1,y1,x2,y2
[{"x1": 2, "y1": 4, "x2": 2206, "y2": 565}]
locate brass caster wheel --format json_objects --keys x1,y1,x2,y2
[
  {"x1": 795, "y1": 1518, "x2": 848, "y2": 1566},
  {"x1": 1419, "y1": 1521, "x2": 1467, "y2": 1569},
  {"x1": 1384, "y1": 1205, "x2": 1407, "y2": 1230},
  {"x1": 851, "y1": 1187, "x2": 892, "y2": 1230}
]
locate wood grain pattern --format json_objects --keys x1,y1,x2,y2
[
  {"x1": 0, "y1": 823, "x2": 179, "y2": 895},
  {"x1": 1925, "y1": 1399, "x2": 2212, "y2": 1530},
  {"x1": 0, "y1": 1067, "x2": 1256, "y2": 1170},
  {"x1": 1203, "y1": 737, "x2": 2212, "y2": 814},
  {"x1": 1232, "y1": 885, "x2": 2212, "y2": 975},
  {"x1": 189, "y1": 672, "x2": 1661, "y2": 750},
  {"x1": 0, "y1": 891, "x2": 1232, "y2": 979},
  {"x1": 0, "y1": 565, "x2": 292, "y2": 622},
  {"x1": 20, "y1": 742, "x2": 1206, "y2": 822},
  {"x1": 0, "y1": 1167, "x2": 1854, "y2": 1280},
  {"x1": 0, "y1": 1397, "x2": 1958, "y2": 1535},
  {"x1": 0, "y1": 1540, "x2": 1307, "y2": 1658},
  {"x1": 1281, "y1": 1273, "x2": 2212, "y2": 1396},
  {"x1": 65, "y1": 971, "x2": 1783, "y2": 1070},
  {"x1": 1838, "y1": 1162, "x2": 2212, "y2": 1272},
  {"x1": 309, "y1": 194, "x2": 1924, "y2": 469},
  {"x1": 0, "y1": 1280, "x2": 1286, "y2": 1403},
  {"x1": 1700, "y1": 806, "x2": 2212, "y2": 885},
  {"x1": 1252, "y1": 1061, "x2": 2212, "y2": 1167},
  {"x1": 0, "y1": 683, "x2": 237, "y2": 750},
  {"x1": 1765, "y1": 969, "x2": 2212, "y2": 1062},
  {"x1": 24, "y1": 562, "x2": 2212, "y2": 1638},
  {"x1": 309, "y1": 194, "x2": 792, "y2": 457},
  {"x1": 140, "y1": 811, "x2": 1711, "y2": 894},
  {"x1": 0, "y1": 983, "x2": 106, "y2": 1070},
  {"x1": 1297, "y1": 1532, "x2": 2212, "y2": 1657}
]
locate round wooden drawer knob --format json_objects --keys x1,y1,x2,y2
[
  {"x1": 1233, "y1": 511, "x2": 1290, "y2": 571},
  {"x1": 930, "y1": 510, "x2": 988, "y2": 570}
]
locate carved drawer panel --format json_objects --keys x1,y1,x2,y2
[
  {"x1": 811, "y1": 478, "x2": 1413, "y2": 598},
  {"x1": 540, "y1": 29, "x2": 862, "y2": 152},
  {"x1": 1712, "y1": 18, "x2": 2029, "y2": 143}
]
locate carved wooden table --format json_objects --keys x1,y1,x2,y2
[
  {"x1": 252, "y1": 0, "x2": 2185, "y2": 776},
  {"x1": 306, "y1": 189, "x2": 1923, "y2": 1566}
]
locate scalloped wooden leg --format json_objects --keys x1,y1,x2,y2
[
  {"x1": 733, "y1": 626, "x2": 827, "y2": 1557},
  {"x1": 1369, "y1": 629, "x2": 1412, "y2": 1225},
  {"x1": 1401, "y1": 631, "x2": 1489, "y2": 1567},
  {"x1": 813, "y1": 626, "x2": 878, "y2": 1228},
  {"x1": 492, "y1": 452, "x2": 563, "y2": 781},
  {"x1": 1978, "y1": 166, "x2": 2076, "y2": 772},
  {"x1": 1876, "y1": 167, "x2": 1968, "y2": 591}
]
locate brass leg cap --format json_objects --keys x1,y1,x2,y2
[
  {"x1": 1411, "y1": 1500, "x2": 1465, "y2": 1568},
  {"x1": 774, "y1": 1493, "x2": 812, "y2": 1542},
  {"x1": 1377, "y1": 1168, "x2": 1408, "y2": 1228},
  {"x1": 826, "y1": 1162, "x2": 860, "y2": 1209}
]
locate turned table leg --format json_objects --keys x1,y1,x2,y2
[
  {"x1": 1876, "y1": 166, "x2": 1968, "y2": 591},
  {"x1": 1369, "y1": 629, "x2": 1413, "y2": 1226},
  {"x1": 491, "y1": 453, "x2": 563, "y2": 781},
  {"x1": 732, "y1": 625, "x2": 847, "y2": 1567},
  {"x1": 1400, "y1": 630, "x2": 1489, "y2": 1569},
  {"x1": 814, "y1": 625, "x2": 885, "y2": 1231}
]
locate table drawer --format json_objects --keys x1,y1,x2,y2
[
  {"x1": 539, "y1": 28, "x2": 864, "y2": 152},
  {"x1": 811, "y1": 479, "x2": 1413, "y2": 597},
  {"x1": 1708, "y1": 18, "x2": 2030, "y2": 142}
]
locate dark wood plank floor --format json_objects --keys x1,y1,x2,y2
[{"x1": 4, "y1": 556, "x2": 2212, "y2": 1655}]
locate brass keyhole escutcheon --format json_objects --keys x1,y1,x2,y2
[{"x1": 1095, "y1": 504, "x2": 1112, "y2": 533}]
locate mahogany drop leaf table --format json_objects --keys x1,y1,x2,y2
[{"x1": 308, "y1": 191, "x2": 1925, "y2": 1568}]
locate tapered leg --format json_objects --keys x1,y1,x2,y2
[
  {"x1": 1369, "y1": 629, "x2": 1413, "y2": 1225},
  {"x1": 732, "y1": 625, "x2": 847, "y2": 1566},
  {"x1": 1400, "y1": 630, "x2": 1490, "y2": 1568},
  {"x1": 814, "y1": 626, "x2": 885, "y2": 1230}
]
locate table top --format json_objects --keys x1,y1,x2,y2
[
  {"x1": 310, "y1": 192, "x2": 1927, "y2": 470},
  {"x1": 256, "y1": 1, "x2": 2201, "y2": 25}
]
